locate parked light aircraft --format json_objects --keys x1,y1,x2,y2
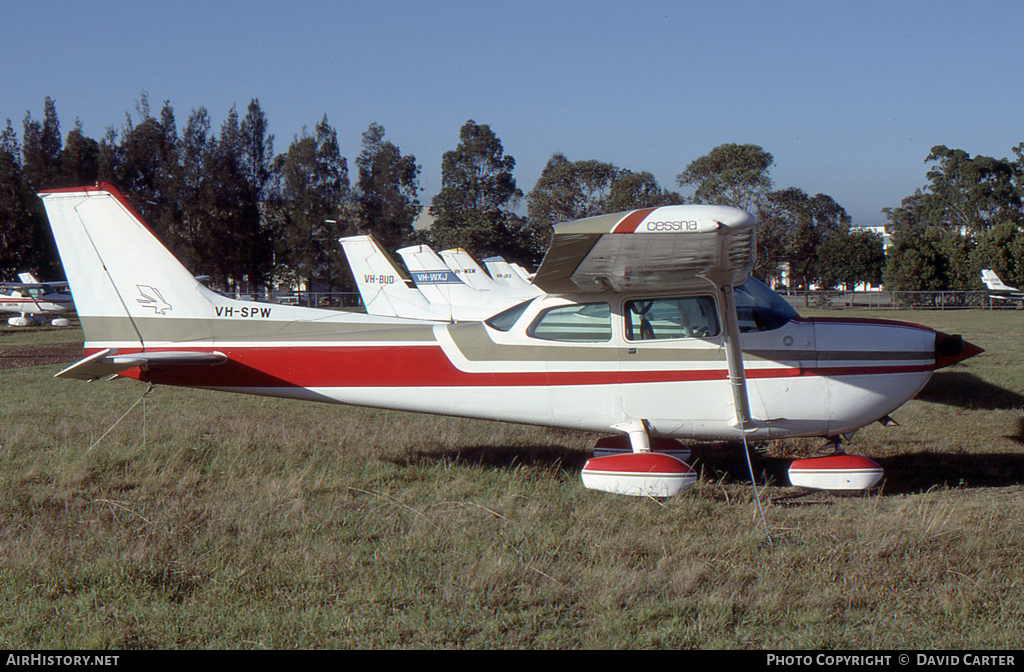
[
  {"x1": 341, "y1": 236, "x2": 537, "y2": 321},
  {"x1": 981, "y1": 269, "x2": 1024, "y2": 303},
  {"x1": 340, "y1": 235, "x2": 521, "y2": 321},
  {"x1": 0, "y1": 272, "x2": 74, "y2": 326},
  {"x1": 396, "y1": 243, "x2": 538, "y2": 315},
  {"x1": 439, "y1": 248, "x2": 542, "y2": 299},
  {"x1": 40, "y1": 184, "x2": 982, "y2": 497},
  {"x1": 482, "y1": 256, "x2": 541, "y2": 293}
]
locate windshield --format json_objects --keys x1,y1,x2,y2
[{"x1": 734, "y1": 277, "x2": 798, "y2": 332}]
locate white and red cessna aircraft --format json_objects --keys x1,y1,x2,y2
[
  {"x1": 39, "y1": 183, "x2": 981, "y2": 496},
  {"x1": 0, "y1": 272, "x2": 74, "y2": 326}
]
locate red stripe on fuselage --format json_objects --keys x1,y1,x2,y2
[{"x1": 90, "y1": 344, "x2": 934, "y2": 389}]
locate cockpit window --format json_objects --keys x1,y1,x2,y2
[
  {"x1": 624, "y1": 296, "x2": 720, "y2": 341},
  {"x1": 734, "y1": 277, "x2": 798, "y2": 332},
  {"x1": 484, "y1": 299, "x2": 533, "y2": 332},
  {"x1": 527, "y1": 303, "x2": 611, "y2": 342}
]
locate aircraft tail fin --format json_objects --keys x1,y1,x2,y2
[
  {"x1": 396, "y1": 244, "x2": 534, "y2": 320},
  {"x1": 39, "y1": 183, "x2": 335, "y2": 348},
  {"x1": 339, "y1": 235, "x2": 449, "y2": 321},
  {"x1": 482, "y1": 256, "x2": 542, "y2": 294},
  {"x1": 17, "y1": 272, "x2": 39, "y2": 284},
  {"x1": 39, "y1": 185, "x2": 222, "y2": 346},
  {"x1": 439, "y1": 248, "x2": 504, "y2": 292},
  {"x1": 510, "y1": 263, "x2": 535, "y2": 282},
  {"x1": 981, "y1": 269, "x2": 1011, "y2": 291},
  {"x1": 396, "y1": 244, "x2": 472, "y2": 308}
]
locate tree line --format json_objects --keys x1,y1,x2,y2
[{"x1": 2, "y1": 95, "x2": 1021, "y2": 294}]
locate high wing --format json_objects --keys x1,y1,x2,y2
[
  {"x1": 534, "y1": 205, "x2": 758, "y2": 433},
  {"x1": 532, "y1": 205, "x2": 756, "y2": 295},
  {"x1": 0, "y1": 280, "x2": 71, "y2": 293},
  {"x1": 0, "y1": 273, "x2": 75, "y2": 324},
  {"x1": 15, "y1": 271, "x2": 70, "y2": 291}
]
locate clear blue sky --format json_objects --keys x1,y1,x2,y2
[{"x1": 3, "y1": 0, "x2": 1022, "y2": 226}]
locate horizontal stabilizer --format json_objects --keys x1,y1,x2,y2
[{"x1": 56, "y1": 348, "x2": 227, "y2": 381}]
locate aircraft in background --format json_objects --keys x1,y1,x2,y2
[
  {"x1": 981, "y1": 269, "x2": 1024, "y2": 303},
  {"x1": 340, "y1": 235, "x2": 519, "y2": 321},
  {"x1": 482, "y1": 256, "x2": 540, "y2": 294},
  {"x1": 341, "y1": 236, "x2": 539, "y2": 321},
  {"x1": 394, "y1": 243, "x2": 527, "y2": 318},
  {"x1": 0, "y1": 272, "x2": 74, "y2": 326},
  {"x1": 439, "y1": 248, "x2": 542, "y2": 299},
  {"x1": 40, "y1": 184, "x2": 981, "y2": 498}
]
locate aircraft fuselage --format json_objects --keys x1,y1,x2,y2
[{"x1": 85, "y1": 288, "x2": 960, "y2": 442}]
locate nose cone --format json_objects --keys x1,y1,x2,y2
[{"x1": 934, "y1": 331, "x2": 984, "y2": 369}]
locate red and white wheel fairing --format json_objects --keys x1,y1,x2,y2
[
  {"x1": 788, "y1": 454, "x2": 884, "y2": 491},
  {"x1": 582, "y1": 452, "x2": 697, "y2": 497}
]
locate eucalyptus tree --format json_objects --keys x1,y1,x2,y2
[
  {"x1": 970, "y1": 222, "x2": 1024, "y2": 288},
  {"x1": 814, "y1": 227, "x2": 886, "y2": 291},
  {"x1": 676, "y1": 143, "x2": 774, "y2": 212},
  {"x1": 603, "y1": 169, "x2": 684, "y2": 213},
  {"x1": 354, "y1": 122, "x2": 420, "y2": 253},
  {"x1": 272, "y1": 115, "x2": 351, "y2": 291},
  {"x1": 527, "y1": 153, "x2": 617, "y2": 227},
  {"x1": 21, "y1": 96, "x2": 63, "y2": 191},
  {"x1": 427, "y1": 120, "x2": 526, "y2": 261},
  {"x1": 760, "y1": 187, "x2": 851, "y2": 293},
  {"x1": 174, "y1": 107, "x2": 213, "y2": 273},
  {"x1": 883, "y1": 144, "x2": 1024, "y2": 291},
  {"x1": 58, "y1": 119, "x2": 100, "y2": 188},
  {"x1": 202, "y1": 105, "x2": 269, "y2": 291},
  {"x1": 0, "y1": 120, "x2": 52, "y2": 278},
  {"x1": 111, "y1": 96, "x2": 180, "y2": 246},
  {"x1": 916, "y1": 145, "x2": 1020, "y2": 234}
]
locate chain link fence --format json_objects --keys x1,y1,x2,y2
[
  {"x1": 253, "y1": 289, "x2": 1014, "y2": 313},
  {"x1": 780, "y1": 290, "x2": 1017, "y2": 310},
  {"x1": 261, "y1": 291, "x2": 363, "y2": 310}
]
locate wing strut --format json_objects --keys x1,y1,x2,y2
[
  {"x1": 716, "y1": 282, "x2": 752, "y2": 429},
  {"x1": 705, "y1": 223, "x2": 754, "y2": 431}
]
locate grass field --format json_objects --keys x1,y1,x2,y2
[{"x1": 1, "y1": 309, "x2": 1022, "y2": 649}]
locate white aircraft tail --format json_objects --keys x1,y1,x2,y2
[
  {"x1": 38, "y1": 184, "x2": 338, "y2": 349},
  {"x1": 981, "y1": 269, "x2": 1013, "y2": 291},
  {"x1": 482, "y1": 256, "x2": 542, "y2": 294},
  {"x1": 17, "y1": 272, "x2": 39, "y2": 284},
  {"x1": 439, "y1": 248, "x2": 506, "y2": 293},
  {"x1": 339, "y1": 235, "x2": 450, "y2": 321},
  {"x1": 396, "y1": 244, "x2": 523, "y2": 320},
  {"x1": 396, "y1": 244, "x2": 478, "y2": 308},
  {"x1": 510, "y1": 263, "x2": 534, "y2": 282}
]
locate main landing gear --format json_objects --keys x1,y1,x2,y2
[
  {"x1": 581, "y1": 428, "x2": 697, "y2": 498},
  {"x1": 581, "y1": 430, "x2": 884, "y2": 497},
  {"x1": 786, "y1": 436, "x2": 884, "y2": 492}
]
